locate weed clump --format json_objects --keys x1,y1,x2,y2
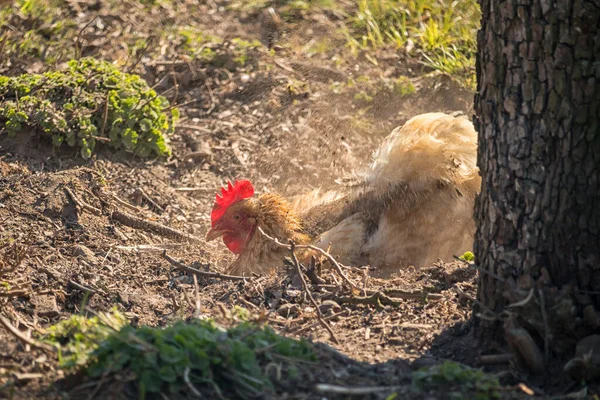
[
  {"x1": 43, "y1": 310, "x2": 315, "y2": 399},
  {"x1": 0, "y1": 57, "x2": 178, "y2": 158},
  {"x1": 344, "y1": 0, "x2": 480, "y2": 89}
]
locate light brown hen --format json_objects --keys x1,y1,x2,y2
[{"x1": 206, "y1": 112, "x2": 480, "y2": 276}]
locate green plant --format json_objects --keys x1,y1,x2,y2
[
  {"x1": 43, "y1": 310, "x2": 315, "y2": 399},
  {"x1": 412, "y1": 361, "x2": 500, "y2": 400},
  {"x1": 342, "y1": 0, "x2": 480, "y2": 89},
  {"x1": 0, "y1": 58, "x2": 178, "y2": 158},
  {"x1": 459, "y1": 251, "x2": 475, "y2": 262},
  {"x1": 90, "y1": 320, "x2": 314, "y2": 398},
  {"x1": 42, "y1": 307, "x2": 128, "y2": 369}
]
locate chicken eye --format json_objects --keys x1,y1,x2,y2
[{"x1": 233, "y1": 214, "x2": 241, "y2": 220}]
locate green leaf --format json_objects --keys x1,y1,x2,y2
[
  {"x1": 159, "y1": 344, "x2": 184, "y2": 364},
  {"x1": 139, "y1": 118, "x2": 152, "y2": 132}
]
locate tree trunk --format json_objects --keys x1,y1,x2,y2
[{"x1": 474, "y1": 0, "x2": 600, "y2": 375}]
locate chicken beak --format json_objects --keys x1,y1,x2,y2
[{"x1": 205, "y1": 227, "x2": 225, "y2": 242}]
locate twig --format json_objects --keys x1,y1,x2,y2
[
  {"x1": 68, "y1": 280, "x2": 97, "y2": 296},
  {"x1": 110, "y1": 193, "x2": 142, "y2": 213},
  {"x1": 288, "y1": 241, "x2": 339, "y2": 344},
  {"x1": 75, "y1": 16, "x2": 98, "y2": 60},
  {"x1": 111, "y1": 209, "x2": 202, "y2": 244},
  {"x1": 315, "y1": 384, "x2": 401, "y2": 395},
  {"x1": 290, "y1": 309, "x2": 350, "y2": 335},
  {"x1": 257, "y1": 227, "x2": 358, "y2": 290},
  {"x1": 64, "y1": 187, "x2": 101, "y2": 215},
  {"x1": 364, "y1": 288, "x2": 428, "y2": 301},
  {"x1": 174, "y1": 187, "x2": 213, "y2": 192},
  {"x1": 127, "y1": 36, "x2": 155, "y2": 73},
  {"x1": 304, "y1": 256, "x2": 325, "y2": 285},
  {"x1": 507, "y1": 287, "x2": 535, "y2": 308},
  {"x1": 132, "y1": 188, "x2": 164, "y2": 213},
  {"x1": 193, "y1": 274, "x2": 201, "y2": 319},
  {"x1": 0, "y1": 315, "x2": 55, "y2": 353},
  {"x1": 0, "y1": 289, "x2": 28, "y2": 298},
  {"x1": 116, "y1": 244, "x2": 183, "y2": 252},
  {"x1": 183, "y1": 368, "x2": 202, "y2": 397},
  {"x1": 162, "y1": 251, "x2": 248, "y2": 282},
  {"x1": 335, "y1": 291, "x2": 404, "y2": 308}
]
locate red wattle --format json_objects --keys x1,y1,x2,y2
[{"x1": 223, "y1": 235, "x2": 244, "y2": 254}]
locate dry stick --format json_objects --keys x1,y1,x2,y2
[
  {"x1": 161, "y1": 251, "x2": 248, "y2": 282},
  {"x1": 364, "y1": 288, "x2": 428, "y2": 301},
  {"x1": 0, "y1": 290, "x2": 28, "y2": 298},
  {"x1": 75, "y1": 15, "x2": 98, "y2": 60},
  {"x1": 288, "y1": 241, "x2": 339, "y2": 345},
  {"x1": 183, "y1": 368, "x2": 202, "y2": 398},
  {"x1": 107, "y1": 189, "x2": 200, "y2": 243},
  {"x1": 291, "y1": 309, "x2": 350, "y2": 335},
  {"x1": 70, "y1": 185, "x2": 203, "y2": 244},
  {"x1": 335, "y1": 291, "x2": 405, "y2": 307},
  {"x1": 127, "y1": 35, "x2": 155, "y2": 74},
  {"x1": 257, "y1": 227, "x2": 358, "y2": 290},
  {"x1": 110, "y1": 193, "x2": 141, "y2": 214},
  {"x1": 0, "y1": 315, "x2": 55, "y2": 353},
  {"x1": 64, "y1": 187, "x2": 102, "y2": 215},
  {"x1": 111, "y1": 209, "x2": 203, "y2": 244},
  {"x1": 68, "y1": 280, "x2": 97, "y2": 296},
  {"x1": 133, "y1": 188, "x2": 164, "y2": 213},
  {"x1": 507, "y1": 287, "x2": 535, "y2": 309},
  {"x1": 315, "y1": 384, "x2": 402, "y2": 395}
]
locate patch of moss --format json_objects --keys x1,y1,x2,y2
[{"x1": 0, "y1": 58, "x2": 178, "y2": 158}]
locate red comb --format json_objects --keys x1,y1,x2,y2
[{"x1": 211, "y1": 180, "x2": 254, "y2": 225}]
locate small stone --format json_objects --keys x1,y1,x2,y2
[
  {"x1": 72, "y1": 244, "x2": 97, "y2": 263},
  {"x1": 318, "y1": 300, "x2": 341, "y2": 315},
  {"x1": 277, "y1": 303, "x2": 299, "y2": 318}
]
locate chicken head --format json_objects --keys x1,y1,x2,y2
[{"x1": 205, "y1": 180, "x2": 257, "y2": 254}]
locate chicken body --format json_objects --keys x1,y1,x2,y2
[{"x1": 207, "y1": 112, "x2": 480, "y2": 276}]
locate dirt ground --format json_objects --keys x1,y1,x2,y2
[{"x1": 0, "y1": 1, "x2": 581, "y2": 399}]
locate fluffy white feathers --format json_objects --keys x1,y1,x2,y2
[{"x1": 295, "y1": 112, "x2": 481, "y2": 276}]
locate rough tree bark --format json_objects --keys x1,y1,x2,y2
[{"x1": 474, "y1": 0, "x2": 600, "y2": 376}]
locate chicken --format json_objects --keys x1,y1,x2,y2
[{"x1": 206, "y1": 112, "x2": 480, "y2": 277}]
